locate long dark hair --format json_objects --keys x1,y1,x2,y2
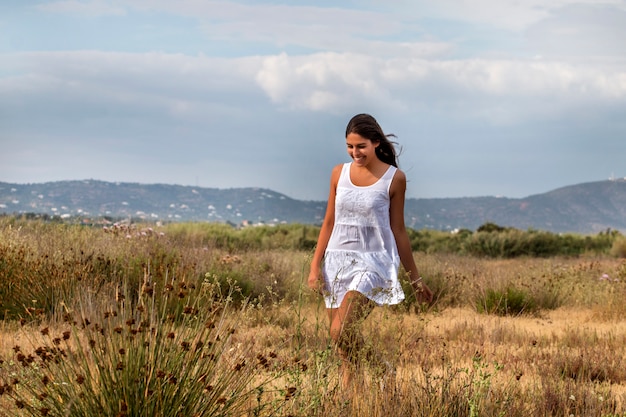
[{"x1": 345, "y1": 113, "x2": 398, "y2": 167}]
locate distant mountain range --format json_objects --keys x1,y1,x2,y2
[{"x1": 1, "y1": 179, "x2": 625, "y2": 234}]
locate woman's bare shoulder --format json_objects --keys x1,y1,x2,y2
[{"x1": 330, "y1": 163, "x2": 344, "y2": 180}]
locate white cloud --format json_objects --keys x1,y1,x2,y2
[
  {"x1": 3, "y1": 48, "x2": 624, "y2": 129},
  {"x1": 255, "y1": 52, "x2": 401, "y2": 112},
  {"x1": 254, "y1": 51, "x2": 626, "y2": 123}
]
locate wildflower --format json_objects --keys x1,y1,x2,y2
[
  {"x1": 116, "y1": 362, "x2": 124, "y2": 371},
  {"x1": 119, "y1": 348, "x2": 126, "y2": 355},
  {"x1": 285, "y1": 387, "x2": 297, "y2": 400},
  {"x1": 234, "y1": 360, "x2": 246, "y2": 371},
  {"x1": 569, "y1": 394, "x2": 576, "y2": 401},
  {"x1": 76, "y1": 375, "x2": 85, "y2": 384},
  {"x1": 40, "y1": 407, "x2": 50, "y2": 415},
  {"x1": 114, "y1": 327, "x2": 123, "y2": 334},
  {"x1": 142, "y1": 285, "x2": 153, "y2": 296},
  {"x1": 257, "y1": 354, "x2": 269, "y2": 369},
  {"x1": 62, "y1": 331, "x2": 71, "y2": 340},
  {"x1": 40, "y1": 327, "x2": 49, "y2": 336}
]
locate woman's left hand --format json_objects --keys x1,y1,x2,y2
[{"x1": 411, "y1": 278, "x2": 434, "y2": 305}]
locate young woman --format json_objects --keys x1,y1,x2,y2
[{"x1": 308, "y1": 113, "x2": 433, "y2": 388}]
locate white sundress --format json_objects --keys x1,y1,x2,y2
[{"x1": 322, "y1": 162, "x2": 406, "y2": 309}]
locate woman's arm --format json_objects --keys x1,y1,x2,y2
[
  {"x1": 308, "y1": 164, "x2": 341, "y2": 292},
  {"x1": 389, "y1": 170, "x2": 433, "y2": 304}
]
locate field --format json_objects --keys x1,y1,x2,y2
[{"x1": 1, "y1": 217, "x2": 626, "y2": 416}]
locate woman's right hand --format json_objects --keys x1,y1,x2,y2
[{"x1": 307, "y1": 269, "x2": 323, "y2": 294}]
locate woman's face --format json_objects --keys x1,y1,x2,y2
[{"x1": 346, "y1": 132, "x2": 379, "y2": 167}]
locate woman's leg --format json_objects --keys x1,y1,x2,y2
[{"x1": 327, "y1": 290, "x2": 375, "y2": 388}]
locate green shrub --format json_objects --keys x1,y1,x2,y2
[
  {"x1": 476, "y1": 286, "x2": 537, "y2": 316},
  {"x1": 610, "y1": 236, "x2": 626, "y2": 258}
]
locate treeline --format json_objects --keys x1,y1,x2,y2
[
  {"x1": 2, "y1": 214, "x2": 626, "y2": 258},
  {"x1": 409, "y1": 223, "x2": 626, "y2": 258},
  {"x1": 162, "y1": 221, "x2": 626, "y2": 258},
  {"x1": 104, "y1": 221, "x2": 626, "y2": 259}
]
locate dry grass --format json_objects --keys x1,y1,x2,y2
[
  {"x1": 2, "y1": 219, "x2": 626, "y2": 416},
  {"x1": 3, "y1": 293, "x2": 626, "y2": 416}
]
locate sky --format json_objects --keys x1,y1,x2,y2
[{"x1": 1, "y1": 0, "x2": 625, "y2": 201}]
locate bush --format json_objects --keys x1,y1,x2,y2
[
  {"x1": 476, "y1": 286, "x2": 537, "y2": 316},
  {"x1": 610, "y1": 236, "x2": 626, "y2": 258}
]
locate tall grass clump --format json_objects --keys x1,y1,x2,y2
[
  {"x1": 475, "y1": 286, "x2": 537, "y2": 316},
  {"x1": 0, "y1": 276, "x2": 280, "y2": 417}
]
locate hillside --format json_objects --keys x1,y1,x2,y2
[{"x1": 1, "y1": 179, "x2": 625, "y2": 234}]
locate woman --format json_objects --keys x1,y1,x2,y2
[{"x1": 308, "y1": 113, "x2": 433, "y2": 388}]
